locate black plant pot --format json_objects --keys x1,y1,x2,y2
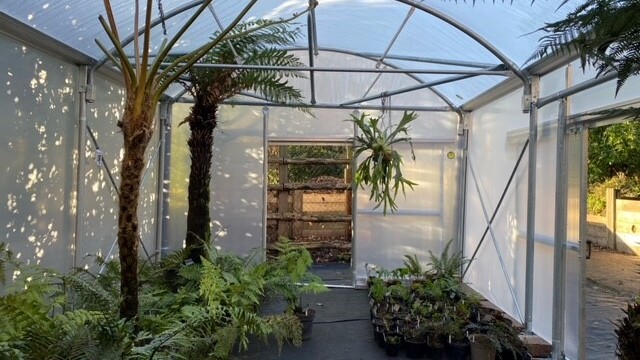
[
  {"x1": 384, "y1": 333, "x2": 401, "y2": 357},
  {"x1": 495, "y1": 350, "x2": 532, "y2": 360},
  {"x1": 404, "y1": 337, "x2": 426, "y2": 359},
  {"x1": 425, "y1": 343, "x2": 444, "y2": 360},
  {"x1": 372, "y1": 317, "x2": 386, "y2": 348},
  {"x1": 447, "y1": 341, "x2": 470, "y2": 360},
  {"x1": 296, "y1": 308, "x2": 316, "y2": 341}
]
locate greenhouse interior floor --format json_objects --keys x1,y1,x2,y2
[
  {"x1": 235, "y1": 262, "x2": 385, "y2": 360},
  {"x1": 234, "y1": 250, "x2": 640, "y2": 360}
]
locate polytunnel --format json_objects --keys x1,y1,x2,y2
[{"x1": 1, "y1": 1, "x2": 640, "y2": 359}]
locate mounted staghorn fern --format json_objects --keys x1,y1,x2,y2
[{"x1": 349, "y1": 111, "x2": 418, "y2": 214}]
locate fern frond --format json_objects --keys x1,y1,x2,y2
[
  {"x1": 0, "y1": 293, "x2": 51, "y2": 336},
  {"x1": 531, "y1": 0, "x2": 640, "y2": 94},
  {"x1": 63, "y1": 271, "x2": 118, "y2": 313}
]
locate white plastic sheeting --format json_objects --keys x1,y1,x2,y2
[
  {"x1": 0, "y1": 31, "x2": 159, "y2": 272},
  {"x1": 0, "y1": 0, "x2": 585, "y2": 106},
  {"x1": 166, "y1": 104, "x2": 266, "y2": 258},
  {"x1": 3, "y1": 2, "x2": 640, "y2": 359},
  {"x1": 464, "y1": 58, "x2": 640, "y2": 358},
  {"x1": 463, "y1": 87, "x2": 531, "y2": 329},
  {"x1": 0, "y1": 32, "x2": 78, "y2": 269},
  {"x1": 354, "y1": 140, "x2": 459, "y2": 285}
]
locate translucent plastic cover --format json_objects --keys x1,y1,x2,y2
[{"x1": 1, "y1": 0, "x2": 585, "y2": 106}]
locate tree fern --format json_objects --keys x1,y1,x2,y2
[
  {"x1": 182, "y1": 18, "x2": 308, "y2": 260},
  {"x1": 532, "y1": 0, "x2": 640, "y2": 96}
]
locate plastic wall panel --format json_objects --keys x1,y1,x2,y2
[
  {"x1": 0, "y1": 33, "x2": 77, "y2": 270},
  {"x1": 79, "y1": 77, "x2": 122, "y2": 263},
  {"x1": 268, "y1": 107, "x2": 353, "y2": 141},
  {"x1": 571, "y1": 74, "x2": 640, "y2": 114},
  {"x1": 167, "y1": 104, "x2": 264, "y2": 257},
  {"x1": 465, "y1": 87, "x2": 555, "y2": 339},
  {"x1": 268, "y1": 107, "x2": 457, "y2": 143},
  {"x1": 467, "y1": 83, "x2": 587, "y2": 350},
  {"x1": 354, "y1": 214, "x2": 442, "y2": 282},
  {"x1": 530, "y1": 126, "x2": 559, "y2": 342},
  {"x1": 79, "y1": 76, "x2": 159, "y2": 266},
  {"x1": 538, "y1": 66, "x2": 566, "y2": 123},
  {"x1": 354, "y1": 142, "x2": 458, "y2": 285}
]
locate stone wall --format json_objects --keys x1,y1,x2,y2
[{"x1": 586, "y1": 190, "x2": 640, "y2": 256}]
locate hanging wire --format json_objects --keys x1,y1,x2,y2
[
  {"x1": 361, "y1": 6, "x2": 416, "y2": 100},
  {"x1": 381, "y1": 94, "x2": 392, "y2": 128},
  {"x1": 157, "y1": 0, "x2": 168, "y2": 36},
  {"x1": 208, "y1": 4, "x2": 242, "y2": 63}
]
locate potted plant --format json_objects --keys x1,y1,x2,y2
[
  {"x1": 490, "y1": 317, "x2": 529, "y2": 360},
  {"x1": 468, "y1": 332, "x2": 497, "y2": 360},
  {"x1": 467, "y1": 315, "x2": 525, "y2": 360},
  {"x1": 444, "y1": 307, "x2": 471, "y2": 360},
  {"x1": 403, "y1": 318, "x2": 427, "y2": 359},
  {"x1": 383, "y1": 330, "x2": 402, "y2": 357},
  {"x1": 263, "y1": 238, "x2": 328, "y2": 340},
  {"x1": 424, "y1": 316, "x2": 447, "y2": 360}
]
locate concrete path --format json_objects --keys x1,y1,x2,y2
[{"x1": 585, "y1": 246, "x2": 640, "y2": 360}]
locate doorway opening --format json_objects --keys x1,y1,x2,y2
[
  {"x1": 267, "y1": 143, "x2": 353, "y2": 266},
  {"x1": 584, "y1": 120, "x2": 640, "y2": 360}
]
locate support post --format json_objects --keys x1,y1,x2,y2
[
  {"x1": 455, "y1": 112, "x2": 468, "y2": 260},
  {"x1": 606, "y1": 188, "x2": 618, "y2": 250},
  {"x1": 292, "y1": 191, "x2": 303, "y2": 238},
  {"x1": 262, "y1": 106, "x2": 269, "y2": 260},
  {"x1": 351, "y1": 109, "x2": 360, "y2": 287},
  {"x1": 74, "y1": 65, "x2": 90, "y2": 268},
  {"x1": 161, "y1": 101, "x2": 173, "y2": 257},
  {"x1": 552, "y1": 99, "x2": 569, "y2": 360},
  {"x1": 155, "y1": 101, "x2": 170, "y2": 261},
  {"x1": 278, "y1": 147, "x2": 290, "y2": 238},
  {"x1": 525, "y1": 76, "x2": 540, "y2": 334},
  {"x1": 578, "y1": 125, "x2": 588, "y2": 360}
]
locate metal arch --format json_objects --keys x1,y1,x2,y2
[
  {"x1": 283, "y1": 46, "x2": 461, "y2": 110},
  {"x1": 89, "y1": 0, "x2": 529, "y2": 109},
  {"x1": 393, "y1": 0, "x2": 529, "y2": 88}
]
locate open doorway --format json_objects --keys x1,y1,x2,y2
[
  {"x1": 266, "y1": 143, "x2": 353, "y2": 284},
  {"x1": 584, "y1": 120, "x2": 640, "y2": 360}
]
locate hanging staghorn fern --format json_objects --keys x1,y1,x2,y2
[{"x1": 349, "y1": 111, "x2": 418, "y2": 215}]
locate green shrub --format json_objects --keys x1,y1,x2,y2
[
  {"x1": 588, "y1": 173, "x2": 640, "y2": 215},
  {"x1": 0, "y1": 244, "x2": 302, "y2": 359}
]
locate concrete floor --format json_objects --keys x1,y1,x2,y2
[{"x1": 585, "y1": 246, "x2": 640, "y2": 360}]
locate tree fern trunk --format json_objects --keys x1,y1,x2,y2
[
  {"x1": 185, "y1": 100, "x2": 218, "y2": 261},
  {"x1": 118, "y1": 101, "x2": 154, "y2": 321}
]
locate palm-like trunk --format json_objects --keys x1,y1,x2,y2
[
  {"x1": 117, "y1": 97, "x2": 155, "y2": 321},
  {"x1": 185, "y1": 99, "x2": 218, "y2": 261}
]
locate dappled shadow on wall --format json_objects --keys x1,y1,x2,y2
[{"x1": 1, "y1": 39, "x2": 77, "y2": 269}]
